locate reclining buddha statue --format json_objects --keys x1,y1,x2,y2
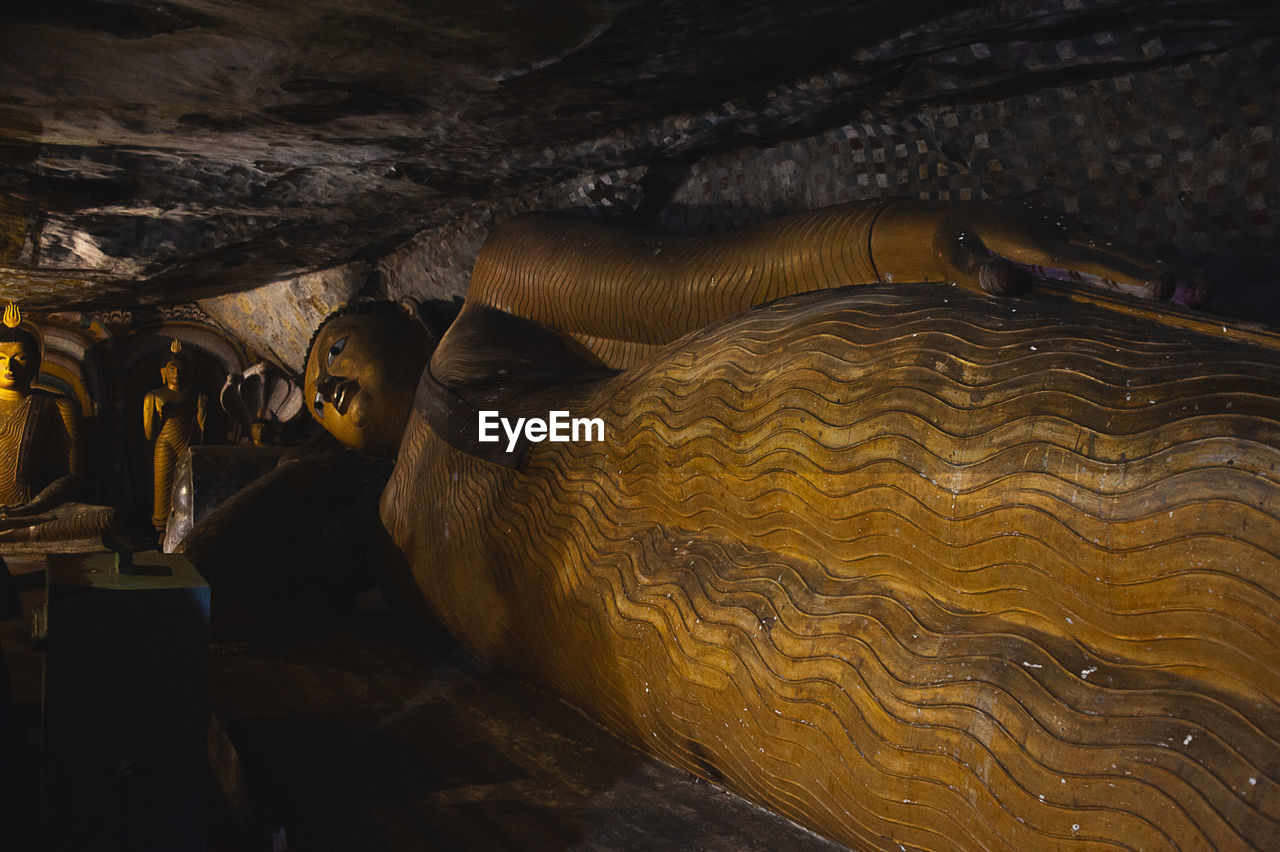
[
  {"x1": 0, "y1": 303, "x2": 113, "y2": 551},
  {"x1": 302, "y1": 199, "x2": 1278, "y2": 851}
]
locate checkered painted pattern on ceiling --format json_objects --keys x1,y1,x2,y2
[{"x1": 385, "y1": 1, "x2": 1278, "y2": 312}]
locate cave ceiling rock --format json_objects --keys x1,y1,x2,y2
[{"x1": 0, "y1": 0, "x2": 1276, "y2": 311}]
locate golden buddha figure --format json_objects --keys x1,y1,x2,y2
[
  {"x1": 0, "y1": 302, "x2": 113, "y2": 549},
  {"x1": 303, "y1": 201, "x2": 1277, "y2": 851},
  {"x1": 143, "y1": 339, "x2": 208, "y2": 537}
]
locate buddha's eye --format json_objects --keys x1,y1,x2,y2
[
  {"x1": 327, "y1": 337, "x2": 348, "y2": 367},
  {"x1": 313, "y1": 390, "x2": 324, "y2": 418}
]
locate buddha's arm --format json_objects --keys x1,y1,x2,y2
[
  {"x1": 465, "y1": 202, "x2": 889, "y2": 350},
  {"x1": 17, "y1": 397, "x2": 81, "y2": 515},
  {"x1": 142, "y1": 390, "x2": 160, "y2": 441},
  {"x1": 462, "y1": 199, "x2": 1195, "y2": 366}
]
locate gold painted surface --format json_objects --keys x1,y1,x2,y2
[
  {"x1": 460, "y1": 199, "x2": 1183, "y2": 370},
  {"x1": 0, "y1": 393, "x2": 78, "y2": 511},
  {"x1": 143, "y1": 343, "x2": 208, "y2": 533},
  {"x1": 0, "y1": 310, "x2": 112, "y2": 546},
  {"x1": 303, "y1": 306, "x2": 434, "y2": 457},
  {"x1": 300, "y1": 201, "x2": 1272, "y2": 849},
  {"x1": 384, "y1": 285, "x2": 1280, "y2": 850}
]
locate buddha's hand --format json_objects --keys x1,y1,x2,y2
[{"x1": 926, "y1": 200, "x2": 1209, "y2": 306}]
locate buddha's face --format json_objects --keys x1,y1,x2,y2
[
  {"x1": 304, "y1": 310, "x2": 432, "y2": 456},
  {"x1": 160, "y1": 357, "x2": 187, "y2": 389},
  {"x1": 0, "y1": 340, "x2": 38, "y2": 396}
]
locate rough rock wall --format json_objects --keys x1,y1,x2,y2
[{"x1": 198, "y1": 263, "x2": 369, "y2": 371}]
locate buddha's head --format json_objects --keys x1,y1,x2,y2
[
  {"x1": 304, "y1": 301, "x2": 434, "y2": 457},
  {"x1": 0, "y1": 302, "x2": 40, "y2": 397},
  {"x1": 160, "y1": 339, "x2": 190, "y2": 390}
]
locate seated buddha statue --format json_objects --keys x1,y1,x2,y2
[
  {"x1": 299, "y1": 200, "x2": 1277, "y2": 851},
  {"x1": 0, "y1": 303, "x2": 113, "y2": 549}
]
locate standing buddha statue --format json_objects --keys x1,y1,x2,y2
[{"x1": 142, "y1": 340, "x2": 207, "y2": 538}]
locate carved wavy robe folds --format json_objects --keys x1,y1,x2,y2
[{"x1": 383, "y1": 285, "x2": 1280, "y2": 851}]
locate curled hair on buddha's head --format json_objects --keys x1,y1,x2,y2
[
  {"x1": 0, "y1": 302, "x2": 42, "y2": 359},
  {"x1": 161, "y1": 338, "x2": 190, "y2": 368},
  {"x1": 302, "y1": 298, "x2": 423, "y2": 374}
]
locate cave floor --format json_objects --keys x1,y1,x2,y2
[{"x1": 2, "y1": 564, "x2": 843, "y2": 851}]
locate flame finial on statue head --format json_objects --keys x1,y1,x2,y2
[
  {"x1": 170, "y1": 338, "x2": 183, "y2": 354},
  {"x1": 0, "y1": 301, "x2": 42, "y2": 358}
]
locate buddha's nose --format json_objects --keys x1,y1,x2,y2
[{"x1": 316, "y1": 374, "x2": 339, "y2": 401}]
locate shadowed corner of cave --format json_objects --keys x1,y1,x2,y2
[
  {"x1": 0, "y1": 434, "x2": 835, "y2": 851},
  {"x1": 160, "y1": 437, "x2": 839, "y2": 852}
]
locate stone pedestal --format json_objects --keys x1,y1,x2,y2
[{"x1": 43, "y1": 551, "x2": 209, "y2": 852}]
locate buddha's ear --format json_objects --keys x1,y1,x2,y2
[{"x1": 398, "y1": 297, "x2": 439, "y2": 348}]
